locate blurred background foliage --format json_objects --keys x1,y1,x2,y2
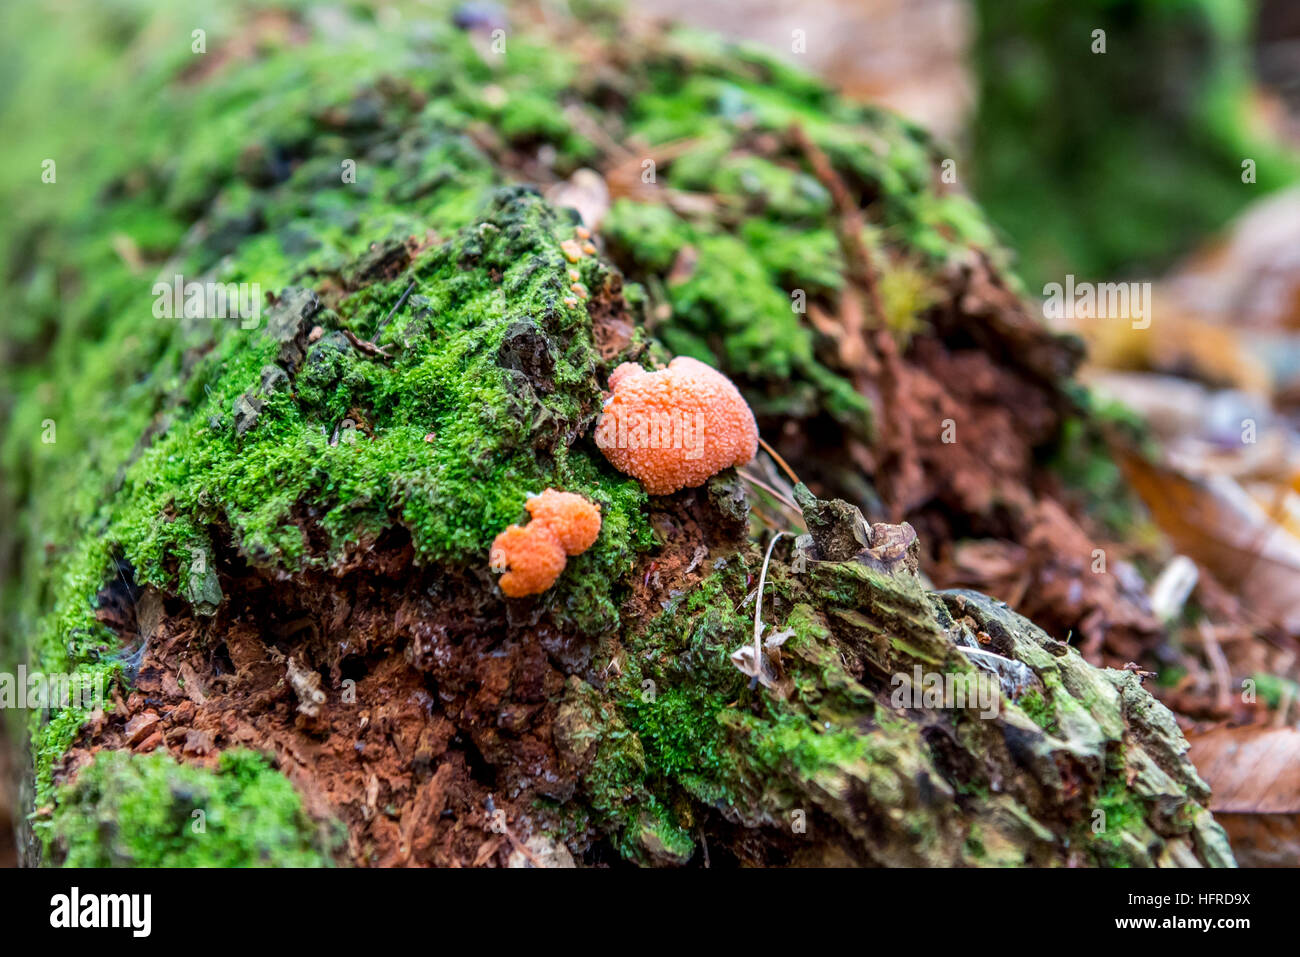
[
  {"x1": 972, "y1": 0, "x2": 1298, "y2": 286},
  {"x1": 645, "y1": 0, "x2": 1300, "y2": 286}
]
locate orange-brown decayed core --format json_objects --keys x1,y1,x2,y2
[
  {"x1": 489, "y1": 489, "x2": 602, "y2": 597},
  {"x1": 595, "y1": 356, "x2": 759, "y2": 495}
]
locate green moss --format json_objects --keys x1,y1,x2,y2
[
  {"x1": 52, "y1": 749, "x2": 339, "y2": 867},
  {"x1": 627, "y1": 686, "x2": 731, "y2": 780},
  {"x1": 603, "y1": 199, "x2": 694, "y2": 275},
  {"x1": 877, "y1": 261, "x2": 940, "y2": 341},
  {"x1": 1089, "y1": 771, "x2": 1149, "y2": 867},
  {"x1": 601, "y1": 561, "x2": 900, "y2": 843},
  {"x1": 753, "y1": 710, "x2": 874, "y2": 777},
  {"x1": 1017, "y1": 687, "x2": 1059, "y2": 735},
  {"x1": 561, "y1": 683, "x2": 701, "y2": 865},
  {"x1": 955, "y1": 780, "x2": 991, "y2": 802},
  {"x1": 31, "y1": 702, "x2": 104, "y2": 820},
  {"x1": 738, "y1": 219, "x2": 843, "y2": 297},
  {"x1": 596, "y1": 31, "x2": 1010, "y2": 437},
  {"x1": 613, "y1": 567, "x2": 750, "y2": 801},
  {"x1": 1249, "y1": 672, "x2": 1299, "y2": 711},
  {"x1": 706, "y1": 155, "x2": 832, "y2": 222}
]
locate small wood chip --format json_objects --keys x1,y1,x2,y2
[
  {"x1": 342, "y1": 328, "x2": 393, "y2": 360},
  {"x1": 124, "y1": 711, "x2": 160, "y2": 746}
]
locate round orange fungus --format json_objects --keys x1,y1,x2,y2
[
  {"x1": 594, "y1": 356, "x2": 759, "y2": 495},
  {"x1": 489, "y1": 489, "x2": 602, "y2": 597},
  {"x1": 525, "y1": 488, "x2": 602, "y2": 555}
]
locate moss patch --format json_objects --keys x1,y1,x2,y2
[{"x1": 52, "y1": 749, "x2": 339, "y2": 867}]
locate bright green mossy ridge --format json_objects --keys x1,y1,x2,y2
[
  {"x1": 112, "y1": 186, "x2": 650, "y2": 593},
  {"x1": 601, "y1": 35, "x2": 1002, "y2": 432},
  {"x1": 52, "y1": 749, "x2": 339, "y2": 867}
]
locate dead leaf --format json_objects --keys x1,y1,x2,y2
[
  {"x1": 472, "y1": 835, "x2": 506, "y2": 867},
  {"x1": 1121, "y1": 452, "x2": 1300, "y2": 632},
  {"x1": 544, "y1": 168, "x2": 610, "y2": 230},
  {"x1": 507, "y1": 834, "x2": 576, "y2": 868},
  {"x1": 1187, "y1": 726, "x2": 1300, "y2": 813},
  {"x1": 730, "y1": 626, "x2": 795, "y2": 691}
]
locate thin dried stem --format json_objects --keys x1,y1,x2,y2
[
  {"x1": 737, "y1": 469, "x2": 797, "y2": 511},
  {"x1": 757, "y1": 436, "x2": 802, "y2": 488},
  {"x1": 738, "y1": 470, "x2": 805, "y2": 532},
  {"x1": 751, "y1": 531, "x2": 789, "y2": 689}
]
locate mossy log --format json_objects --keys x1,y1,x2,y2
[{"x1": 1, "y1": 1, "x2": 1231, "y2": 867}]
